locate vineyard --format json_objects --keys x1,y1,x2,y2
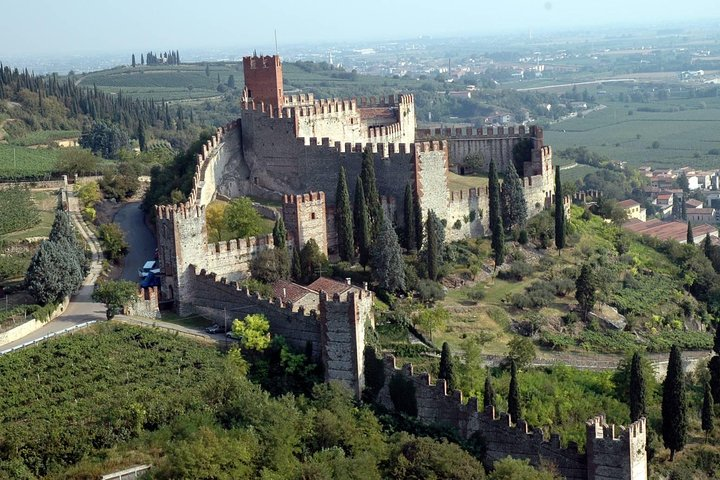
[
  {"x1": 0, "y1": 144, "x2": 60, "y2": 179},
  {"x1": 0, "y1": 187, "x2": 39, "y2": 235}
]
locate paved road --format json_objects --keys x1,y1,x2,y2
[{"x1": 113, "y1": 202, "x2": 156, "y2": 281}]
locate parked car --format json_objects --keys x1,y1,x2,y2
[
  {"x1": 205, "y1": 324, "x2": 220, "y2": 334},
  {"x1": 138, "y1": 260, "x2": 160, "y2": 279},
  {"x1": 226, "y1": 331, "x2": 241, "y2": 340},
  {"x1": 140, "y1": 271, "x2": 160, "y2": 288}
]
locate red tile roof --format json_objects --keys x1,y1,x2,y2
[
  {"x1": 272, "y1": 280, "x2": 316, "y2": 303},
  {"x1": 685, "y1": 199, "x2": 703, "y2": 208},
  {"x1": 624, "y1": 220, "x2": 717, "y2": 243},
  {"x1": 618, "y1": 199, "x2": 640, "y2": 209},
  {"x1": 308, "y1": 277, "x2": 353, "y2": 295}
]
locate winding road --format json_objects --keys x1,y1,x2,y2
[{"x1": 113, "y1": 201, "x2": 157, "y2": 280}]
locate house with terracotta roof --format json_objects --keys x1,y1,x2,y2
[
  {"x1": 687, "y1": 208, "x2": 717, "y2": 225},
  {"x1": 617, "y1": 199, "x2": 646, "y2": 222},
  {"x1": 273, "y1": 280, "x2": 319, "y2": 311},
  {"x1": 624, "y1": 218, "x2": 718, "y2": 244},
  {"x1": 685, "y1": 198, "x2": 703, "y2": 209},
  {"x1": 653, "y1": 193, "x2": 674, "y2": 218}
]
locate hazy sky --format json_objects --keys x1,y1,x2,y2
[{"x1": 1, "y1": 0, "x2": 718, "y2": 57}]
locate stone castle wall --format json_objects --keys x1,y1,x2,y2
[
  {"x1": 377, "y1": 355, "x2": 647, "y2": 480},
  {"x1": 126, "y1": 287, "x2": 161, "y2": 319}
]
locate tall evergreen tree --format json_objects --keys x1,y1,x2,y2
[
  {"x1": 137, "y1": 120, "x2": 147, "y2": 152},
  {"x1": 554, "y1": 166, "x2": 565, "y2": 252},
  {"x1": 426, "y1": 210, "x2": 440, "y2": 280},
  {"x1": 500, "y1": 161, "x2": 527, "y2": 231},
  {"x1": 686, "y1": 221, "x2": 694, "y2": 245},
  {"x1": 702, "y1": 381, "x2": 714, "y2": 442},
  {"x1": 140, "y1": 53, "x2": 144, "y2": 65},
  {"x1": 575, "y1": 263, "x2": 596, "y2": 321},
  {"x1": 335, "y1": 166, "x2": 355, "y2": 262},
  {"x1": 403, "y1": 184, "x2": 416, "y2": 251},
  {"x1": 354, "y1": 177, "x2": 371, "y2": 268},
  {"x1": 205, "y1": 64, "x2": 210, "y2": 77},
  {"x1": 488, "y1": 160, "x2": 504, "y2": 268},
  {"x1": 370, "y1": 216, "x2": 406, "y2": 292},
  {"x1": 508, "y1": 359, "x2": 522, "y2": 422},
  {"x1": 272, "y1": 217, "x2": 287, "y2": 250},
  {"x1": 714, "y1": 323, "x2": 720, "y2": 355},
  {"x1": 681, "y1": 195, "x2": 687, "y2": 221},
  {"x1": 291, "y1": 246, "x2": 301, "y2": 281},
  {"x1": 662, "y1": 345, "x2": 688, "y2": 461},
  {"x1": 131, "y1": 54, "x2": 136, "y2": 67},
  {"x1": 438, "y1": 342, "x2": 456, "y2": 391},
  {"x1": 703, "y1": 233, "x2": 713, "y2": 258},
  {"x1": 629, "y1": 352, "x2": 647, "y2": 422},
  {"x1": 483, "y1": 370, "x2": 496, "y2": 409},
  {"x1": 361, "y1": 147, "x2": 383, "y2": 239}
]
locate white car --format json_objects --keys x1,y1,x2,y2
[{"x1": 138, "y1": 260, "x2": 161, "y2": 279}]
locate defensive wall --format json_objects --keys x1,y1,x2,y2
[
  {"x1": 377, "y1": 355, "x2": 647, "y2": 480},
  {"x1": 186, "y1": 265, "x2": 373, "y2": 397}
]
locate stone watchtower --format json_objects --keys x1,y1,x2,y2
[
  {"x1": 586, "y1": 415, "x2": 647, "y2": 480},
  {"x1": 282, "y1": 192, "x2": 328, "y2": 256},
  {"x1": 242, "y1": 54, "x2": 284, "y2": 109}
]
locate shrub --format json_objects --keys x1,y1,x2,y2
[
  {"x1": 539, "y1": 331, "x2": 575, "y2": 351},
  {"x1": 512, "y1": 281, "x2": 554, "y2": 309},
  {"x1": 97, "y1": 223, "x2": 128, "y2": 262},
  {"x1": 498, "y1": 260, "x2": 533, "y2": 281},
  {"x1": 551, "y1": 277, "x2": 575, "y2": 297},
  {"x1": 466, "y1": 285, "x2": 486, "y2": 303},
  {"x1": 518, "y1": 229, "x2": 528, "y2": 245},
  {"x1": 416, "y1": 279, "x2": 445, "y2": 303}
]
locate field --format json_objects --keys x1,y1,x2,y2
[
  {"x1": 7, "y1": 129, "x2": 81, "y2": 147},
  {"x1": 545, "y1": 93, "x2": 720, "y2": 170},
  {"x1": 0, "y1": 144, "x2": 61, "y2": 179}
]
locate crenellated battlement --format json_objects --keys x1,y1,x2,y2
[
  {"x1": 449, "y1": 187, "x2": 486, "y2": 204},
  {"x1": 207, "y1": 233, "x2": 274, "y2": 256},
  {"x1": 282, "y1": 191, "x2": 325, "y2": 204},
  {"x1": 155, "y1": 203, "x2": 204, "y2": 221},
  {"x1": 417, "y1": 124, "x2": 542, "y2": 140}
]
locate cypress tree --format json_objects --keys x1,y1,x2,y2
[
  {"x1": 714, "y1": 323, "x2": 720, "y2": 355},
  {"x1": 361, "y1": 147, "x2": 383, "y2": 239},
  {"x1": 291, "y1": 247, "x2": 301, "y2": 281},
  {"x1": 500, "y1": 161, "x2": 527, "y2": 231},
  {"x1": 272, "y1": 217, "x2": 287, "y2": 250},
  {"x1": 354, "y1": 177, "x2": 371, "y2": 268},
  {"x1": 131, "y1": 54, "x2": 136, "y2": 67},
  {"x1": 662, "y1": 345, "x2": 687, "y2": 461},
  {"x1": 438, "y1": 342, "x2": 456, "y2": 391},
  {"x1": 483, "y1": 370, "x2": 496, "y2": 409},
  {"x1": 703, "y1": 233, "x2": 713, "y2": 259},
  {"x1": 508, "y1": 359, "x2": 521, "y2": 422},
  {"x1": 488, "y1": 160, "x2": 504, "y2": 269},
  {"x1": 575, "y1": 263, "x2": 596, "y2": 321},
  {"x1": 426, "y1": 210, "x2": 439, "y2": 280},
  {"x1": 403, "y1": 184, "x2": 416, "y2": 251},
  {"x1": 710, "y1": 356, "x2": 720, "y2": 406},
  {"x1": 370, "y1": 216, "x2": 406, "y2": 292},
  {"x1": 141, "y1": 53, "x2": 144, "y2": 65},
  {"x1": 414, "y1": 189, "x2": 423, "y2": 251},
  {"x1": 681, "y1": 196, "x2": 687, "y2": 221},
  {"x1": 686, "y1": 221, "x2": 694, "y2": 245},
  {"x1": 335, "y1": 166, "x2": 355, "y2": 262},
  {"x1": 702, "y1": 381, "x2": 714, "y2": 442},
  {"x1": 629, "y1": 352, "x2": 647, "y2": 422},
  {"x1": 137, "y1": 120, "x2": 146, "y2": 152},
  {"x1": 554, "y1": 166, "x2": 565, "y2": 252}
]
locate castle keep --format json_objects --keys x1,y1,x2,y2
[{"x1": 147, "y1": 53, "x2": 645, "y2": 479}]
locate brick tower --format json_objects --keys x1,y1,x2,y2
[
  {"x1": 242, "y1": 54, "x2": 284, "y2": 108},
  {"x1": 282, "y1": 192, "x2": 328, "y2": 256}
]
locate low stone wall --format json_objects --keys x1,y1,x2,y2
[{"x1": 0, "y1": 297, "x2": 70, "y2": 347}]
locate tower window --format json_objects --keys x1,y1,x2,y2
[{"x1": 311, "y1": 212, "x2": 316, "y2": 220}]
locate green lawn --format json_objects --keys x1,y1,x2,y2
[{"x1": 2, "y1": 190, "x2": 57, "y2": 242}]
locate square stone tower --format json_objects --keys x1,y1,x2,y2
[
  {"x1": 282, "y1": 191, "x2": 328, "y2": 256},
  {"x1": 243, "y1": 54, "x2": 284, "y2": 109}
]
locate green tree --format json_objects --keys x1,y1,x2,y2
[
  {"x1": 98, "y1": 223, "x2": 128, "y2": 262},
  {"x1": 299, "y1": 239, "x2": 327, "y2": 283},
  {"x1": 714, "y1": 323, "x2": 720, "y2": 355},
  {"x1": 206, "y1": 202, "x2": 227, "y2": 243},
  {"x1": 272, "y1": 217, "x2": 287, "y2": 250},
  {"x1": 131, "y1": 54, "x2": 136, "y2": 67},
  {"x1": 483, "y1": 370, "x2": 496, "y2": 409},
  {"x1": 686, "y1": 221, "x2": 694, "y2": 245},
  {"x1": 227, "y1": 74, "x2": 236, "y2": 88},
  {"x1": 354, "y1": 177, "x2": 371, "y2": 268},
  {"x1": 232, "y1": 313, "x2": 271, "y2": 351},
  {"x1": 681, "y1": 196, "x2": 687, "y2": 221},
  {"x1": 629, "y1": 351, "x2": 647, "y2": 422},
  {"x1": 438, "y1": 342, "x2": 457, "y2": 391},
  {"x1": 370, "y1": 216, "x2": 406, "y2": 292},
  {"x1": 488, "y1": 160, "x2": 504, "y2": 269},
  {"x1": 91, "y1": 280, "x2": 139, "y2": 311},
  {"x1": 250, "y1": 249, "x2": 290, "y2": 283},
  {"x1": 554, "y1": 166, "x2": 565, "y2": 252},
  {"x1": 507, "y1": 336, "x2": 536, "y2": 370},
  {"x1": 415, "y1": 306, "x2": 449, "y2": 342},
  {"x1": 500, "y1": 161, "x2": 527, "y2": 231},
  {"x1": 385, "y1": 432, "x2": 486, "y2": 479},
  {"x1": 488, "y1": 457, "x2": 560, "y2": 480},
  {"x1": 710, "y1": 356, "x2": 720, "y2": 407},
  {"x1": 26, "y1": 241, "x2": 82, "y2": 305},
  {"x1": 79, "y1": 121, "x2": 129, "y2": 159},
  {"x1": 56, "y1": 149, "x2": 99, "y2": 176},
  {"x1": 224, "y1": 197, "x2": 263, "y2": 239},
  {"x1": 414, "y1": 190, "x2": 424, "y2": 252},
  {"x1": 575, "y1": 263, "x2": 596, "y2": 321},
  {"x1": 702, "y1": 381, "x2": 714, "y2": 442},
  {"x1": 508, "y1": 360, "x2": 522, "y2": 422},
  {"x1": 137, "y1": 120, "x2": 147, "y2": 152},
  {"x1": 361, "y1": 147, "x2": 383, "y2": 239},
  {"x1": 205, "y1": 63, "x2": 210, "y2": 77},
  {"x1": 662, "y1": 345, "x2": 688, "y2": 461},
  {"x1": 426, "y1": 210, "x2": 440, "y2": 280},
  {"x1": 291, "y1": 247, "x2": 302, "y2": 282},
  {"x1": 403, "y1": 184, "x2": 416, "y2": 251},
  {"x1": 335, "y1": 166, "x2": 355, "y2": 262},
  {"x1": 463, "y1": 153, "x2": 484, "y2": 173}
]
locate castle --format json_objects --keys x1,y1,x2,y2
[{"x1": 143, "y1": 53, "x2": 645, "y2": 479}]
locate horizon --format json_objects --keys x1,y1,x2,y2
[{"x1": 1, "y1": 0, "x2": 719, "y2": 61}]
